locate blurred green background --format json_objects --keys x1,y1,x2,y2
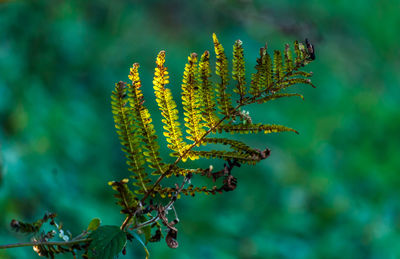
[{"x1": 1, "y1": 0, "x2": 399, "y2": 258}]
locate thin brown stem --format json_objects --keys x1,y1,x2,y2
[{"x1": 120, "y1": 215, "x2": 133, "y2": 230}]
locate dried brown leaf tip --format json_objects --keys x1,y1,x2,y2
[{"x1": 166, "y1": 229, "x2": 179, "y2": 249}]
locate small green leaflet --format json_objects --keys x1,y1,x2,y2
[
  {"x1": 88, "y1": 225, "x2": 127, "y2": 259},
  {"x1": 87, "y1": 218, "x2": 101, "y2": 231},
  {"x1": 137, "y1": 215, "x2": 151, "y2": 243}
]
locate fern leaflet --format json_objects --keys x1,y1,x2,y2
[
  {"x1": 153, "y1": 51, "x2": 189, "y2": 160},
  {"x1": 111, "y1": 82, "x2": 150, "y2": 193},
  {"x1": 128, "y1": 63, "x2": 165, "y2": 175},
  {"x1": 181, "y1": 53, "x2": 205, "y2": 144},
  {"x1": 213, "y1": 33, "x2": 234, "y2": 117},
  {"x1": 198, "y1": 50, "x2": 219, "y2": 129},
  {"x1": 218, "y1": 123, "x2": 298, "y2": 134},
  {"x1": 232, "y1": 39, "x2": 246, "y2": 102}
]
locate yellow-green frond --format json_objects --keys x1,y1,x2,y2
[
  {"x1": 166, "y1": 167, "x2": 204, "y2": 177},
  {"x1": 111, "y1": 83, "x2": 150, "y2": 192},
  {"x1": 128, "y1": 63, "x2": 165, "y2": 175},
  {"x1": 250, "y1": 45, "x2": 272, "y2": 96},
  {"x1": 111, "y1": 35, "x2": 316, "y2": 202},
  {"x1": 232, "y1": 39, "x2": 246, "y2": 101},
  {"x1": 204, "y1": 137, "x2": 260, "y2": 156},
  {"x1": 256, "y1": 93, "x2": 304, "y2": 104},
  {"x1": 284, "y1": 78, "x2": 316, "y2": 88},
  {"x1": 218, "y1": 123, "x2": 298, "y2": 134},
  {"x1": 284, "y1": 44, "x2": 294, "y2": 73},
  {"x1": 181, "y1": 53, "x2": 205, "y2": 144},
  {"x1": 294, "y1": 40, "x2": 307, "y2": 66},
  {"x1": 270, "y1": 78, "x2": 316, "y2": 93},
  {"x1": 213, "y1": 33, "x2": 233, "y2": 117},
  {"x1": 153, "y1": 51, "x2": 189, "y2": 159},
  {"x1": 291, "y1": 71, "x2": 313, "y2": 78},
  {"x1": 190, "y1": 150, "x2": 260, "y2": 165},
  {"x1": 247, "y1": 40, "x2": 315, "y2": 97},
  {"x1": 273, "y1": 50, "x2": 284, "y2": 87},
  {"x1": 108, "y1": 179, "x2": 138, "y2": 214},
  {"x1": 198, "y1": 50, "x2": 219, "y2": 129},
  {"x1": 157, "y1": 185, "x2": 228, "y2": 197}
]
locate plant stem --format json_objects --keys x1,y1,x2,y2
[
  {"x1": 120, "y1": 215, "x2": 133, "y2": 230},
  {"x1": 0, "y1": 238, "x2": 91, "y2": 250}
]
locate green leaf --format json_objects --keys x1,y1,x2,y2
[
  {"x1": 108, "y1": 179, "x2": 139, "y2": 214},
  {"x1": 133, "y1": 232, "x2": 150, "y2": 259},
  {"x1": 136, "y1": 215, "x2": 152, "y2": 243},
  {"x1": 87, "y1": 218, "x2": 101, "y2": 231},
  {"x1": 88, "y1": 225, "x2": 127, "y2": 259}
]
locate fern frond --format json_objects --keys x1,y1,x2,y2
[
  {"x1": 191, "y1": 150, "x2": 264, "y2": 165},
  {"x1": 284, "y1": 44, "x2": 294, "y2": 73},
  {"x1": 294, "y1": 40, "x2": 311, "y2": 66},
  {"x1": 198, "y1": 50, "x2": 219, "y2": 129},
  {"x1": 153, "y1": 51, "x2": 189, "y2": 159},
  {"x1": 232, "y1": 39, "x2": 246, "y2": 102},
  {"x1": 270, "y1": 78, "x2": 316, "y2": 93},
  {"x1": 294, "y1": 40, "x2": 303, "y2": 66},
  {"x1": 203, "y1": 137, "x2": 260, "y2": 156},
  {"x1": 218, "y1": 123, "x2": 298, "y2": 134},
  {"x1": 213, "y1": 33, "x2": 234, "y2": 117},
  {"x1": 172, "y1": 167, "x2": 204, "y2": 177},
  {"x1": 152, "y1": 186, "x2": 180, "y2": 199},
  {"x1": 291, "y1": 71, "x2": 313, "y2": 78},
  {"x1": 157, "y1": 185, "x2": 221, "y2": 197},
  {"x1": 112, "y1": 35, "x2": 316, "y2": 213},
  {"x1": 10, "y1": 213, "x2": 57, "y2": 234},
  {"x1": 249, "y1": 41, "x2": 315, "y2": 96},
  {"x1": 249, "y1": 48, "x2": 263, "y2": 96},
  {"x1": 181, "y1": 53, "x2": 205, "y2": 144},
  {"x1": 256, "y1": 93, "x2": 304, "y2": 104},
  {"x1": 273, "y1": 50, "x2": 284, "y2": 88},
  {"x1": 128, "y1": 63, "x2": 165, "y2": 175},
  {"x1": 282, "y1": 77, "x2": 316, "y2": 88},
  {"x1": 250, "y1": 46, "x2": 272, "y2": 96},
  {"x1": 111, "y1": 82, "x2": 150, "y2": 192},
  {"x1": 108, "y1": 179, "x2": 138, "y2": 214}
]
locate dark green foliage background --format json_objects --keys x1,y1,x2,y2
[{"x1": 1, "y1": 0, "x2": 399, "y2": 258}]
